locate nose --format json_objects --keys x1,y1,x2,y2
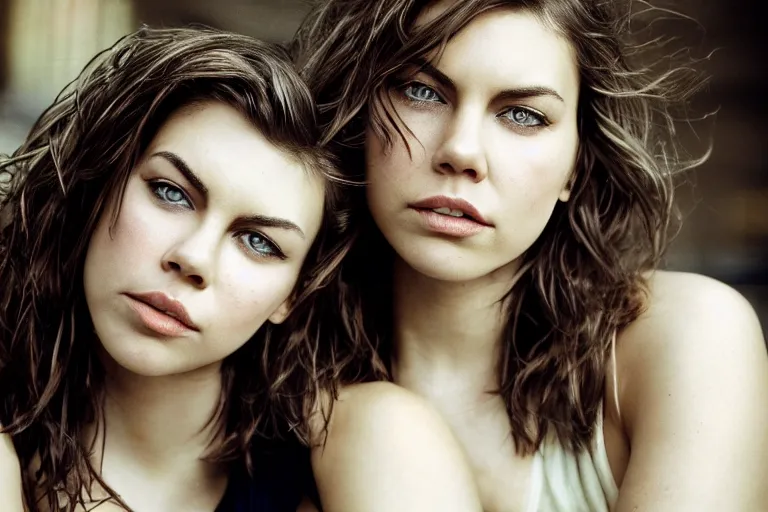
[
  {"x1": 161, "y1": 225, "x2": 219, "y2": 289},
  {"x1": 431, "y1": 106, "x2": 488, "y2": 182}
]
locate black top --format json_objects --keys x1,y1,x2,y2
[
  {"x1": 215, "y1": 446, "x2": 313, "y2": 512},
  {"x1": 215, "y1": 468, "x2": 302, "y2": 512}
]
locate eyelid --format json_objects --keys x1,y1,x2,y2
[
  {"x1": 499, "y1": 105, "x2": 550, "y2": 127},
  {"x1": 149, "y1": 179, "x2": 194, "y2": 208},
  {"x1": 400, "y1": 81, "x2": 447, "y2": 106},
  {"x1": 236, "y1": 230, "x2": 286, "y2": 260}
]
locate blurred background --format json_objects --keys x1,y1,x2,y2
[{"x1": 0, "y1": 0, "x2": 765, "y2": 333}]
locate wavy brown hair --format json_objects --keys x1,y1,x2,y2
[
  {"x1": 0, "y1": 27, "x2": 376, "y2": 511},
  {"x1": 292, "y1": 0, "x2": 709, "y2": 454}
]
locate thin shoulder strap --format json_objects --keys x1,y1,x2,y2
[{"x1": 610, "y1": 329, "x2": 621, "y2": 423}]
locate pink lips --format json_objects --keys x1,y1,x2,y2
[
  {"x1": 409, "y1": 195, "x2": 491, "y2": 238},
  {"x1": 125, "y1": 292, "x2": 198, "y2": 337}
]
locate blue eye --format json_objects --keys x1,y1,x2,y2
[
  {"x1": 500, "y1": 107, "x2": 546, "y2": 127},
  {"x1": 237, "y1": 232, "x2": 284, "y2": 260},
  {"x1": 150, "y1": 182, "x2": 192, "y2": 208},
  {"x1": 402, "y1": 83, "x2": 443, "y2": 103}
]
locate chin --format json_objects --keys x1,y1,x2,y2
[
  {"x1": 96, "y1": 331, "x2": 196, "y2": 378},
  {"x1": 391, "y1": 239, "x2": 497, "y2": 283}
]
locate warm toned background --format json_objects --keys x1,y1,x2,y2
[{"x1": 1, "y1": 0, "x2": 765, "y2": 333}]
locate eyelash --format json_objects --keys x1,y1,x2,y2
[
  {"x1": 234, "y1": 231, "x2": 285, "y2": 260},
  {"x1": 398, "y1": 81, "x2": 550, "y2": 128},
  {"x1": 147, "y1": 180, "x2": 285, "y2": 260},
  {"x1": 150, "y1": 180, "x2": 192, "y2": 209}
]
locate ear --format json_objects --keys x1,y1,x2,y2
[
  {"x1": 268, "y1": 299, "x2": 292, "y2": 325},
  {"x1": 558, "y1": 165, "x2": 578, "y2": 202}
]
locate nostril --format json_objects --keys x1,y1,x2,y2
[{"x1": 164, "y1": 259, "x2": 204, "y2": 286}]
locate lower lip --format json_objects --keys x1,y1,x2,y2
[
  {"x1": 126, "y1": 296, "x2": 194, "y2": 337},
  {"x1": 413, "y1": 209, "x2": 487, "y2": 237}
]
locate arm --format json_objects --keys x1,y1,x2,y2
[
  {"x1": 309, "y1": 382, "x2": 482, "y2": 512},
  {"x1": 1, "y1": 432, "x2": 25, "y2": 511},
  {"x1": 615, "y1": 271, "x2": 768, "y2": 511}
]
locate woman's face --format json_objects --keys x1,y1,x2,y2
[
  {"x1": 83, "y1": 101, "x2": 325, "y2": 377},
  {"x1": 365, "y1": 6, "x2": 580, "y2": 283}
]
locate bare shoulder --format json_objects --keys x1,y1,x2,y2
[
  {"x1": 313, "y1": 381, "x2": 464, "y2": 459},
  {"x1": 1, "y1": 431, "x2": 25, "y2": 511},
  {"x1": 309, "y1": 382, "x2": 481, "y2": 512},
  {"x1": 649, "y1": 269, "x2": 760, "y2": 317},
  {"x1": 308, "y1": 382, "x2": 438, "y2": 441},
  {"x1": 616, "y1": 270, "x2": 766, "y2": 404},
  {"x1": 333, "y1": 381, "x2": 443, "y2": 428},
  {"x1": 617, "y1": 270, "x2": 766, "y2": 408},
  {"x1": 618, "y1": 270, "x2": 764, "y2": 360},
  {"x1": 613, "y1": 271, "x2": 768, "y2": 510}
]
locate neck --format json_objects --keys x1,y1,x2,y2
[
  {"x1": 88, "y1": 355, "x2": 226, "y2": 482},
  {"x1": 391, "y1": 256, "x2": 521, "y2": 397}
]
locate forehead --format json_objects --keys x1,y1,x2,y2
[
  {"x1": 416, "y1": 5, "x2": 579, "y2": 104},
  {"x1": 146, "y1": 101, "x2": 325, "y2": 238}
]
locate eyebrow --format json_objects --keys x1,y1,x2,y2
[
  {"x1": 412, "y1": 59, "x2": 565, "y2": 103},
  {"x1": 236, "y1": 215, "x2": 306, "y2": 239},
  {"x1": 150, "y1": 151, "x2": 305, "y2": 238},
  {"x1": 153, "y1": 151, "x2": 208, "y2": 197}
]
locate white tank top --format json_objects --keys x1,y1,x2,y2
[{"x1": 525, "y1": 405, "x2": 619, "y2": 512}]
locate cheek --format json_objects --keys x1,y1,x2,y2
[
  {"x1": 86, "y1": 198, "x2": 149, "y2": 279},
  {"x1": 365, "y1": 121, "x2": 433, "y2": 207},
  {"x1": 85, "y1": 185, "x2": 183, "y2": 292},
  {"x1": 495, "y1": 134, "x2": 576, "y2": 207},
  {"x1": 214, "y1": 253, "x2": 299, "y2": 329},
  {"x1": 365, "y1": 129, "x2": 397, "y2": 211},
  {"x1": 365, "y1": 105, "x2": 440, "y2": 175}
]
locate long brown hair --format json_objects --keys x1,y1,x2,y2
[
  {"x1": 292, "y1": 0, "x2": 709, "y2": 454},
  {"x1": 0, "y1": 27, "x2": 377, "y2": 510}
]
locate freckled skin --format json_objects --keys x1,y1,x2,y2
[
  {"x1": 84, "y1": 100, "x2": 325, "y2": 378},
  {"x1": 365, "y1": 8, "x2": 579, "y2": 283}
]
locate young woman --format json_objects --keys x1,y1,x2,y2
[
  {"x1": 0, "y1": 25, "x2": 412, "y2": 512},
  {"x1": 293, "y1": 1, "x2": 768, "y2": 510}
]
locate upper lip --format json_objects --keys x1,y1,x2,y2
[
  {"x1": 126, "y1": 292, "x2": 199, "y2": 331},
  {"x1": 409, "y1": 195, "x2": 492, "y2": 226}
]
